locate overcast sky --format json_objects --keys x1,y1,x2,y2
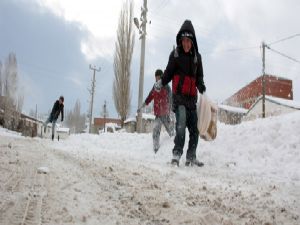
[{"x1": 1, "y1": 0, "x2": 300, "y2": 119}]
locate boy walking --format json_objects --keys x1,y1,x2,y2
[
  {"x1": 138, "y1": 69, "x2": 174, "y2": 153},
  {"x1": 44, "y1": 96, "x2": 64, "y2": 140},
  {"x1": 154, "y1": 20, "x2": 206, "y2": 166}
]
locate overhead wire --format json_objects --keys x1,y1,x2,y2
[
  {"x1": 266, "y1": 46, "x2": 300, "y2": 64},
  {"x1": 268, "y1": 33, "x2": 300, "y2": 46}
]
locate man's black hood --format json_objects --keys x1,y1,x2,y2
[{"x1": 176, "y1": 20, "x2": 198, "y2": 53}]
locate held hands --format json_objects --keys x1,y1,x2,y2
[
  {"x1": 199, "y1": 83, "x2": 206, "y2": 94},
  {"x1": 154, "y1": 80, "x2": 162, "y2": 91},
  {"x1": 137, "y1": 102, "x2": 146, "y2": 113}
]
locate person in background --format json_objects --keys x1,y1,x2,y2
[
  {"x1": 44, "y1": 95, "x2": 64, "y2": 141},
  {"x1": 138, "y1": 69, "x2": 174, "y2": 153},
  {"x1": 154, "y1": 20, "x2": 206, "y2": 166}
]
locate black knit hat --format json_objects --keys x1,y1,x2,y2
[
  {"x1": 59, "y1": 95, "x2": 64, "y2": 102},
  {"x1": 155, "y1": 69, "x2": 163, "y2": 78}
]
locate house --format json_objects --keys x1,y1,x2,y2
[
  {"x1": 56, "y1": 127, "x2": 70, "y2": 140},
  {"x1": 93, "y1": 117, "x2": 122, "y2": 133},
  {"x1": 124, "y1": 117, "x2": 136, "y2": 133},
  {"x1": 102, "y1": 122, "x2": 121, "y2": 133},
  {"x1": 140, "y1": 113, "x2": 155, "y2": 133},
  {"x1": 124, "y1": 113, "x2": 155, "y2": 133},
  {"x1": 243, "y1": 96, "x2": 300, "y2": 121},
  {"x1": 218, "y1": 104, "x2": 248, "y2": 124},
  {"x1": 224, "y1": 75, "x2": 293, "y2": 109},
  {"x1": 20, "y1": 113, "x2": 43, "y2": 137},
  {"x1": 0, "y1": 95, "x2": 44, "y2": 137},
  {"x1": 220, "y1": 74, "x2": 295, "y2": 123}
]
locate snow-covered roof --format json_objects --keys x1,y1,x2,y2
[
  {"x1": 218, "y1": 104, "x2": 248, "y2": 114},
  {"x1": 141, "y1": 113, "x2": 155, "y2": 120},
  {"x1": 125, "y1": 113, "x2": 155, "y2": 124},
  {"x1": 124, "y1": 117, "x2": 136, "y2": 123},
  {"x1": 265, "y1": 96, "x2": 300, "y2": 109},
  {"x1": 248, "y1": 95, "x2": 300, "y2": 112},
  {"x1": 106, "y1": 122, "x2": 121, "y2": 128},
  {"x1": 57, "y1": 127, "x2": 70, "y2": 133}
]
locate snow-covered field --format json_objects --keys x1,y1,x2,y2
[{"x1": 0, "y1": 111, "x2": 299, "y2": 225}]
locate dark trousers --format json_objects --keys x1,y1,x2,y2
[
  {"x1": 173, "y1": 105, "x2": 199, "y2": 160},
  {"x1": 44, "y1": 115, "x2": 57, "y2": 136}
]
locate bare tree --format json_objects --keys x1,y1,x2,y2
[
  {"x1": 29, "y1": 109, "x2": 36, "y2": 118},
  {"x1": 113, "y1": 0, "x2": 135, "y2": 126},
  {"x1": 17, "y1": 93, "x2": 24, "y2": 113},
  {"x1": 2, "y1": 53, "x2": 21, "y2": 130},
  {"x1": 3, "y1": 53, "x2": 18, "y2": 100},
  {"x1": 65, "y1": 99, "x2": 86, "y2": 133},
  {"x1": 0, "y1": 61, "x2": 2, "y2": 96}
]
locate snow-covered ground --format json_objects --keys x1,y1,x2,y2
[{"x1": 0, "y1": 111, "x2": 299, "y2": 225}]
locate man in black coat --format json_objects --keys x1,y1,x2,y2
[
  {"x1": 43, "y1": 96, "x2": 64, "y2": 140},
  {"x1": 154, "y1": 20, "x2": 206, "y2": 167}
]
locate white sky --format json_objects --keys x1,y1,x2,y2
[{"x1": 1, "y1": 0, "x2": 300, "y2": 117}]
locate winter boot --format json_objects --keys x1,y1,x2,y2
[
  {"x1": 185, "y1": 158, "x2": 204, "y2": 167},
  {"x1": 171, "y1": 155, "x2": 180, "y2": 166},
  {"x1": 154, "y1": 148, "x2": 159, "y2": 154}
]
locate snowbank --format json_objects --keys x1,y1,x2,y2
[{"x1": 1, "y1": 111, "x2": 299, "y2": 224}]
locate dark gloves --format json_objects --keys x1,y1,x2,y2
[{"x1": 199, "y1": 83, "x2": 206, "y2": 94}]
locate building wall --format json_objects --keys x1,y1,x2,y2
[
  {"x1": 218, "y1": 109, "x2": 244, "y2": 125},
  {"x1": 94, "y1": 117, "x2": 122, "y2": 133},
  {"x1": 124, "y1": 121, "x2": 136, "y2": 133},
  {"x1": 225, "y1": 75, "x2": 293, "y2": 109},
  {"x1": 243, "y1": 100, "x2": 298, "y2": 121}
]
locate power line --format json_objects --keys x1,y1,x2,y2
[
  {"x1": 266, "y1": 45, "x2": 300, "y2": 64},
  {"x1": 202, "y1": 45, "x2": 259, "y2": 55},
  {"x1": 149, "y1": 0, "x2": 169, "y2": 15},
  {"x1": 268, "y1": 33, "x2": 300, "y2": 46}
]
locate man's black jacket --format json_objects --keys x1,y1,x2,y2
[{"x1": 51, "y1": 100, "x2": 64, "y2": 121}]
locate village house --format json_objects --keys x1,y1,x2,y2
[
  {"x1": 220, "y1": 74, "x2": 297, "y2": 124},
  {"x1": 93, "y1": 117, "x2": 122, "y2": 133}
]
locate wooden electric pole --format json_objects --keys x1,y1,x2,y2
[
  {"x1": 262, "y1": 42, "x2": 266, "y2": 118},
  {"x1": 89, "y1": 64, "x2": 101, "y2": 133},
  {"x1": 135, "y1": 0, "x2": 148, "y2": 133}
]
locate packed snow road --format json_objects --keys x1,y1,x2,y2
[{"x1": 1, "y1": 112, "x2": 300, "y2": 225}]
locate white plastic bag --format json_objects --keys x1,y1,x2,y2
[{"x1": 197, "y1": 94, "x2": 218, "y2": 141}]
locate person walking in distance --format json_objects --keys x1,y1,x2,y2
[
  {"x1": 138, "y1": 69, "x2": 174, "y2": 153},
  {"x1": 43, "y1": 96, "x2": 64, "y2": 140},
  {"x1": 154, "y1": 20, "x2": 206, "y2": 166}
]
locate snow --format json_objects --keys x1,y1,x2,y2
[
  {"x1": 266, "y1": 95, "x2": 300, "y2": 109},
  {"x1": 124, "y1": 117, "x2": 136, "y2": 123},
  {"x1": 142, "y1": 113, "x2": 155, "y2": 120},
  {"x1": 37, "y1": 166, "x2": 50, "y2": 174},
  {"x1": 218, "y1": 104, "x2": 248, "y2": 114},
  {"x1": 57, "y1": 127, "x2": 70, "y2": 133},
  {"x1": 1, "y1": 111, "x2": 300, "y2": 224},
  {"x1": 0, "y1": 127, "x2": 24, "y2": 138}
]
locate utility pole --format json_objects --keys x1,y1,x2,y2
[
  {"x1": 262, "y1": 42, "x2": 266, "y2": 118},
  {"x1": 89, "y1": 64, "x2": 101, "y2": 133},
  {"x1": 35, "y1": 104, "x2": 38, "y2": 137},
  {"x1": 103, "y1": 100, "x2": 107, "y2": 132},
  {"x1": 134, "y1": 0, "x2": 147, "y2": 133}
]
